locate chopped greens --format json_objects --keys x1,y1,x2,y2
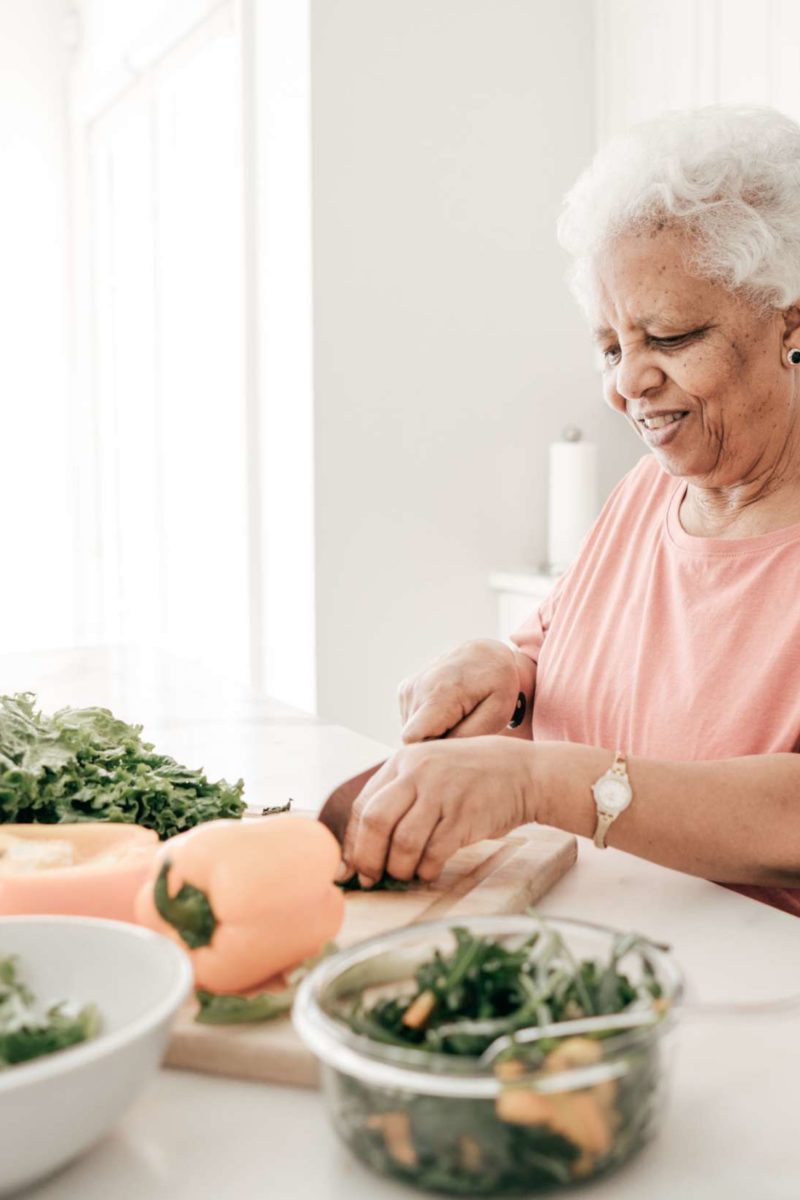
[
  {"x1": 331, "y1": 923, "x2": 669, "y2": 1194},
  {"x1": 0, "y1": 956, "x2": 100, "y2": 1069},
  {"x1": 344, "y1": 926, "x2": 664, "y2": 1057},
  {"x1": 337, "y1": 873, "x2": 411, "y2": 892},
  {"x1": 261, "y1": 800, "x2": 293, "y2": 817},
  {"x1": 0, "y1": 693, "x2": 245, "y2": 840}
]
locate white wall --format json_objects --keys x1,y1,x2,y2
[
  {"x1": 311, "y1": 0, "x2": 642, "y2": 745},
  {"x1": 0, "y1": 0, "x2": 73, "y2": 652},
  {"x1": 596, "y1": 0, "x2": 800, "y2": 140}
]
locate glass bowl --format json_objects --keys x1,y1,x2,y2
[{"x1": 293, "y1": 914, "x2": 683, "y2": 1195}]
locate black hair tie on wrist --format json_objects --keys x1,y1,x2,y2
[{"x1": 507, "y1": 692, "x2": 526, "y2": 729}]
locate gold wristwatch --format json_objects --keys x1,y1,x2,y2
[{"x1": 591, "y1": 750, "x2": 632, "y2": 849}]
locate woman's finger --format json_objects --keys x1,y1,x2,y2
[
  {"x1": 385, "y1": 805, "x2": 443, "y2": 881},
  {"x1": 416, "y1": 819, "x2": 461, "y2": 882},
  {"x1": 340, "y1": 758, "x2": 398, "y2": 874},
  {"x1": 346, "y1": 774, "x2": 418, "y2": 884},
  {"x1": 444, "y1": 690, "x2": 518, "y2": 738},
  {"x1": 401, "y1": 692, "x2": 468, "y2": 743}
]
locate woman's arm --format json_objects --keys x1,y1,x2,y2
[
  {"x1": 533, "y1": 742, "x2": 800, "y2": 887},
  {"x1": 339, "y1": 736, "x2": 800, "y2": 889}
]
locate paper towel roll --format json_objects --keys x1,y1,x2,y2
[{"x1": 547, "y1": 427, "x2": 598, "y2": 573}]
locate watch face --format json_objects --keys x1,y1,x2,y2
[{"x1": 593, "y1": 776, "x2": 632, "y2": 815}]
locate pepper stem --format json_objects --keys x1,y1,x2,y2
[{"x1": 153, "y1": 860, "x2": 217, "y2": 949}]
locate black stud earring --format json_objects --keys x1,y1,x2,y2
[{"x1": 789, "y1": 348, "x2": 800, "y2": 365}]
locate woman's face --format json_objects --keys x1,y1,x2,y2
[{"x1": 588, "y1": 227, "x2": 800, "y2": 486}]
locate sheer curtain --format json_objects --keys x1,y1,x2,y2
[{"x1": 72, "y1": 2, "x2": 253, "y2": 684}]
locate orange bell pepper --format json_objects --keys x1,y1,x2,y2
[
  {"x1": 134, "y1": 816, "x2": 345, "y2": 992},
  {"x1": 0, "y1": 823, "x2": 159, "y2": 921}
]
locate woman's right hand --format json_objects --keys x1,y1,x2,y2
[{"x1": 397, "y1": 639, "x2": 535, "y2": 743}]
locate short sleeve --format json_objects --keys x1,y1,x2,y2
[
  {"x1": 510, "y1": 455, "x2": 653, "y2": 667},
  {"x1": 510, "y1": 567, "x2": 572, "y2": 666}
]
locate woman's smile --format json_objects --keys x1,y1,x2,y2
[{"x1": 637, "y1": 409, "x2": 690, "y2": 446}]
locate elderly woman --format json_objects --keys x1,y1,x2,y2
[{"x1": 339, "y1": 104, "x2": 800, "y2": 917}]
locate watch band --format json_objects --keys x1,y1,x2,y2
[
  {"x1": 593, "y1": 810, "x2": 617, "y2": 849},
  {"x1": 607, "y1": 749, "x2": 628, "y2": 781}
]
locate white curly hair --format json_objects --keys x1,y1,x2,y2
[{"x1": 558, "y1": 105, "x2": 800, "y2": 314}]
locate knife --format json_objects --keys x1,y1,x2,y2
[{"x1": 316, "y1": 760, "x2": 387, "y2": 845}]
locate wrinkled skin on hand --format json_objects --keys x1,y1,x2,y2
[
  {"x1": 339, "y1": 736, "x2": 536, "y2": 888},
  {"x1": 397, "y1": 639, "x2": 526, "y2": 743}
]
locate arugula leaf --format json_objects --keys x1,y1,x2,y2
[{"x1": 346, "y1": 925, "x2": 661, "y2": 1058}]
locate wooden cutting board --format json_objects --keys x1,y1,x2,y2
[{"x1": 164, "y1": 824, "x2": 577, "y2": 1087}]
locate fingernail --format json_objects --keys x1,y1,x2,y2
[
  {"x1": 358, "y1": 873, "x2": 376, "y2": 890},
  {"x1": 335, "y1": 860, "x2": 350, "y2": 881}
]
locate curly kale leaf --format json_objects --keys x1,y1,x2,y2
[{"x1": 0, "y1": 693, "x2": 245, "y2": 839}]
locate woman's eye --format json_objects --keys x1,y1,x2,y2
[
  {"x1": 598, "y1": 327, "x2": 707, "y2": 368},
  {"x1": 650, "y1": 327, "x2": 708, "y2": 349},
  {"x1": 652, "y1": 335, "x2": 689, "y2": 347}
]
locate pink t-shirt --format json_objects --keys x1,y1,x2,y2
[{"x1": 512, "y1": 452, "x2": 800, "y2": 917}]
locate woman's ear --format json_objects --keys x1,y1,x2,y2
[{"x1": 781, "y1": 301, "x2": 800, "y2": 344}]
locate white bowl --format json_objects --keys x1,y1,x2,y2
[{"x1": 0, "y1": 916, "x2": 192, "y2": 1195}]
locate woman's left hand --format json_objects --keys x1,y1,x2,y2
[{"x1": 339, "y1": 737, "x2": 537, "y2": 887}]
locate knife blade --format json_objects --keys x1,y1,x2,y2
[{"x1": 317, "y1": 759, "x2": 387, "y2": 845}]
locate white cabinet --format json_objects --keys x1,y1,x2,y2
[{"x1": 488, "y1": 571, "x2": 558, "y2": 642}]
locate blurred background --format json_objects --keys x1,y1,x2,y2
[{"x1": 3, "y1": 0, "x2": 800, "y2": 744}]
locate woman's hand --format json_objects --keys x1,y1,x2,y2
[
  {"x1": 339, "y1": 736, "x2": 537, "y2": 886},
  {"x1": 397, "y1": 640, "x2": 535, "y2": 743}
]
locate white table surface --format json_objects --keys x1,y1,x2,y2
[{"x1": 4, "y1": 648, "x2": 800, "y2": 1199}]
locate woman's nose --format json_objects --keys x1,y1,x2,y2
[{"x1": 612, "y1": 349, "x2": 665, "y2": 409}]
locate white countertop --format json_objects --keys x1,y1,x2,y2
[{"x1": 6, "y1": 648, "x2": 800, "y2": 1199}]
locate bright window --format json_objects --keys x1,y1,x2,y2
[{"x1": 78, "y1": 5, "x2": 253, "y2": 683}]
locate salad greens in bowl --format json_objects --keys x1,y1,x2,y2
[
  {"x1": 0, "y1": 916, "x2": 192, "y2": 1196},
  {"x1": 293, "y1": 914, "x2": 683, "y2": 1195},
  {"x1": 0, "y1": 955, "x2": 100, "y2": 1069}
]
